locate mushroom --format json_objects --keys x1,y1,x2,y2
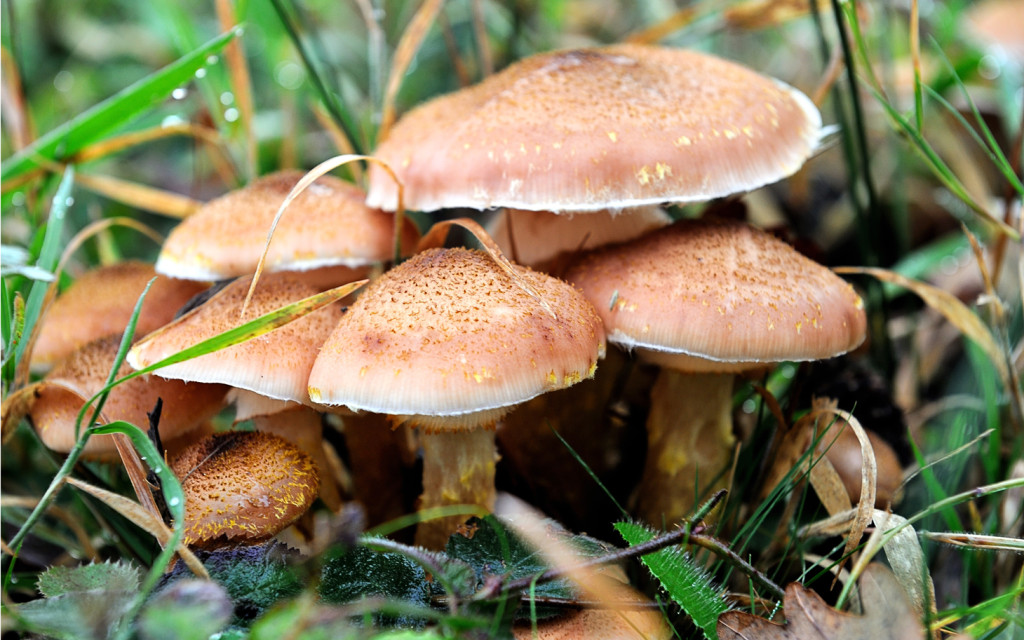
[
  {"x1": 169, "y1": 430, "x2": 319, "y2": 549},
  {"x1": 366, "y1": 44, "x2": 820, "y2": 212},
  {"x1": 31, "y1": 261, "x2": 208, "y2": 373},
  {"x1": 30, "y1": 334, "x2": 227, "y2": 460},
  {"x1": 307, "y1": 247, "x2": 605, "y2": 548},
  {"x1": 127, "y1": 272, "x2": 349, "y2": 508},
  {"x1": 565, "y1": 218, "x2": 867, "y2": 525},
  {"x1": 818, "y1": 418, "x2": 903, "y2": 507},
  {"x1": 487, "y1": 206, "x2": 673, "y2": 270},
  {"x1": 156, "y1": 170, "x2": 419, "y2": 284}
]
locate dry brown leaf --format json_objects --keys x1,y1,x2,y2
[
  {"x1": 717, "y1": 563, "x2": 926, "y2": 640},
  {"x1": 835, "y1": 266, "x2": 1011, "y2": 392},
  {"x1": 1, "y1": 384, "x2": 38, "y2": 443}
]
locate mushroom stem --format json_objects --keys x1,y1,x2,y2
[
  {"x1": 416, "y1": 427, "x2": 499, "y2": 549},
  {"x1": 342, "y1": 412, "x2": 413, "y2": 528},
  {"x1": 632, "y1": 370, "x2": 736, "y2": 526}
]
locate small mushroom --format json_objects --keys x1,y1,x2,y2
[
  {"x1": 127, "y1": 273, "x2": 348, "y2": 508},
  {"x1": 566, "y1": 218, "x2": 867, "y2": 525},
  {"x1": 169, "y1": 430, "x2": 319, "y2": 549},
  {"x1": 156, "y1": 170, "x2": 419, "y2": 282},
  {"x1": 29, "y1": 334, "x2": 227, "y2": 460},
  {"x1": 818, "y1": 419, "x2": 903, "y2": 507},
  {"x1": 31, "y1": 261, "x2": 208, "y2": 373},
  {"x1": 308, "y1": 247, "x2": 605, "y2": 548}
]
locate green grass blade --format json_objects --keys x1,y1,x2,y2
[
  {"x1": 1, "y1": 28, "x2": 239, "y2": 182},
  {"x1": 12, "y1": 168, "x2": 75, "y2": 368},
  {"x1": 615, "y1": 521, "x2": 730, "y2": 640},
  {"x1": 923, "y1": 71, "x2": 1024, "y2": 195},
  {"x1": 89, "y1": 421, "x2": 186, "y2": 640}
]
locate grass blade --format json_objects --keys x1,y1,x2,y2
[{"x1": 1, "y1": 28, "x2": 239, "y2": 182}]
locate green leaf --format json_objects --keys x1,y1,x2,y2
[
  {"x1": 157, "y1": 542, "x2": 304, "y2": 624},
  {"x1": 615, "y1": 521, "x2": 731, "y2": 640},
  {"x1": 320, "y1": 541, "x2": 433, "y2": 627},
  {"x1": 38, "y1": 561, "x2": 140, "y2": 598},
  {"x1": 11, "y1": 561, "x2": 141, "y2": 640},
  {"x1": 1, "y1": 28, "x2": 239, "y2": 182},
  {"x1": 137, "y1": 580, "x2": 234, "y2": 640},
  {"x1": 446, "y1": 516, "x2": 614, "y2": 619}
]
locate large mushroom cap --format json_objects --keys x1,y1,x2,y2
[
  {"x1": 127, "y1": 273, "x2": 345, "y2": 404},
  {"x1": 308, "y1": 247, "x2": 606, "y2": 427},
  {"x1": 170, "y1": 430, "x2": 319, "y2": 548},
  {"x1": 366, "y1": 44, "x2": 821, "y2": 212},
  {"x1": 156, "y1": 170, "x2": 420, "y2": 281},
  {"x1": 30, "y1": 335, "x2": 227, "y2": 458},
  {"x1": 564, "y1": 218, "x2": 866, "y2": 371},
  {"x1": 32, "y1": 261, "x2": 208, "y2": 372}
]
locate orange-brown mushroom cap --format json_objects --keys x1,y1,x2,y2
[
  {"x1": 32, "y1": 261, "x2": 208, "y2": 372},
  {"x1": 564, "y1": 218, "x2": 866, "y2": 370},
  {"x1": 127, "y1": 273, "x2": 344, "y2": 404},
  {"x1": 156, "y1": 171, "x2": 419, "y2": 281},
  {"x1": 308, "y1": 248, "x2": 606, "y2": 427},
  {"x1": 30, "y1": 335, "x2": 227, "y2": 458},
  {"x1": 170, "y1": 430, "x2": 319, "y2": 548},
  {"x1": 366, "y1": 44, "x2": 821, "y2": 212}
]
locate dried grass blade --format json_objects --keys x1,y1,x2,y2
[
  {"x1": 65, "y1": 477, "x2": 208, "y2": 579},
  {"x1": 1, "y1": 384, "x2": 39, "y2": 444},
  {"x1": 216, "y1": 0, "x2": 257, "y2": 180},
  {"x1": 836, "y1": 266, "x2": 1011, "y2": 392},
  {"x1": 470, "y1": 0, "x2": 493, "y2": 77},
  {"x1": 417, "y1": 217, "x2": 556, "y2": 319},
  {"x1": 111, "y1": 431, "x2": 162, "y2": 520},
  {"x1": 378, "y1": 0, "x2": 444, "y2": 141},
  {"x1": 0, "y1": 496, "x2": 99, "y2": 561},
  {"x1": 242, "y1": 154, "x2": 397, "y2": 315},
  {"x1": 624, "y1": 8, "x2": 696, "y2": 44},
  {"x1": 0, "y1": 45, "x2": 34, "y2": 149},
  {"x1": 73, "y1": 173, "x2": 202, "y2": 218},
  {"x1": 921, "y1": 532, "x2": 1024, "y2": 552},
  {"x1": 71, "y1": 123, "x2": 225, "y2": 164},
  {"x1": 311, "y1": 104, "x2": 363, "y2": 183}
]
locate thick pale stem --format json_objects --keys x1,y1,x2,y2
[
  {"x1": 632, "y1": 370, "x2": 735, "y2": 527},
  {"x1": 416, "y1": 428, "x2": 498, "y2": 549}
]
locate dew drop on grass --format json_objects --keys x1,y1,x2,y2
[
  {"x1": 172, "y1": 87, "x2": 188, "y2": 100},
  {"x1": 64, "y1": 197, "x2": 75, "y2": 207},
  {"x1": 224, "y1": 108, "x2": 239, "y2": 123},
  {"x1": 168, "y1": 497, "x2": 181, "y2": 507},
  {"x1": 162, "y1": 115, "x2": 186, "y2": 128},
  {"x1": 206, "y1": 55, "x2": 219, "y2": 65},
  {"x1": 220, "y1": 91, "x2": 234, "y2": 106},
  {"x1": 195, "y1": 68, "x2": 208, "y2": 79},
  {"x1": 742, "y1": 398, "x2": 757, "y2": 414},
  {"x1": 152, "y1": 466, "x2": 163, "y2": 474}
]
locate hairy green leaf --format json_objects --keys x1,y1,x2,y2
[{"x1": 615, "y1": 521, "x2": 730, "y2": 640}]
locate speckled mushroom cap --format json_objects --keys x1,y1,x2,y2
[
  {"x1": 156, "y1": 170, "x2": 420, "y2": 281},
  {"x1": 488, "y1": 206, "x2": 672, "y2": 268},
  {"x1": 127, "y1": 273, "x2": 345, "y2": 404},
  {"x1": 30, "y1": 335, "x2": 227, "y2": 458},
  {"x1": 564, "y1": 218, "x2": 866, "y2": 372},
  {"x1": 308, "y1": 247, "x2": 606, "y2": 429},
  {"x1": 366, "y1": 44, "x2": 821, "y2": 212},
  {"x1": 31, "y1": 261, "x2": 208, "y2": 372},
  {"x1": 170, "y1": 430, "x2": 319, "y2": 549}
]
